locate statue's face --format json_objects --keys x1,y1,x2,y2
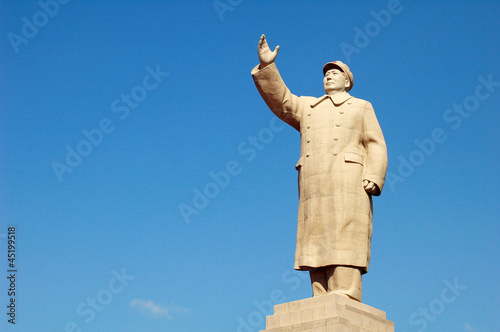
[{"x1": 323, "y1": 69, "x2": 350, "y2": 94}]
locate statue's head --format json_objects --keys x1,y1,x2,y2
[{"x1": 323, "y1": 61, "x2": 353, "y2": 94}]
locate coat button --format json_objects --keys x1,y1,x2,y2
[
  {"x1": 334, "y1": 138, "x2": 338, "y2": 141},
  {"x1": 333, "y1": 153, "x2": 337, "y2": 156},
  {"x1": 308, "y1": 113, "x2": 311, "y2": 116},
  {"x1": 340, "y1": 111, "x2": 344, "y2": 114},
  {"x1": 307, "y1": 126, "x2": 310, "y2": 129},
  {"x1": 306, "y1": 154, "x2": 310, "y2": 157},
  {"x1": 336, "y1": 124, "x2": 340, "y2": 127},
  {"x1": 307, "y1": 139, "x2": 311, "y2": 143}
]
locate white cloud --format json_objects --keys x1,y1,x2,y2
[
  {"x1": 464, "y1": 323, "x2": 477, "y2": 332},
  {"x1": 129, "y1": 299, "x2": 190, "y2": 319}
]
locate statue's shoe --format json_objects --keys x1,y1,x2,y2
[{"x1": 330, "y1": 289, "x2": 361, "y2": 302}]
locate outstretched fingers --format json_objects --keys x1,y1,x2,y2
[{"x1": 259, "y1": 34, "x2": 268, "y2": 50}]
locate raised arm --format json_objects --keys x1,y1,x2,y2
[{"x1": 252, "y1": 35, "x2": 301, "y2": 131}]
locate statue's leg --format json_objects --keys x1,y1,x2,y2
[
  {"x1": 309, "y1": 267, "x2": 328, "y2": 297},
  {"x1": 326, "y1": 265, "x2": 363, "y2": 302}
]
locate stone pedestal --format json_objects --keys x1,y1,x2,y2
[{"x1": 260, "y1": 293, "x2": 394, "y2": 332}]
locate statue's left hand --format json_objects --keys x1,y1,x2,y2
[{"x1": 363, "y1": 180, "x2": 379, "y2": 195}]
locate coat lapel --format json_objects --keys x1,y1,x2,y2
[{"x1": 310, "y1": 93, "x2": 353, "y2": 108}]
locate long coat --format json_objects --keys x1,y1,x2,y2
[{"x1": 252, "y1": 63, "x2": 388, "y2": 274}]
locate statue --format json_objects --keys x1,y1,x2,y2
[{"x1": 251, "y1": 35, "x2": 388, "y2": 302}]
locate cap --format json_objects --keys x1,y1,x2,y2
[{"x1": 322, "y1": 60, "x2": 354, "y2": 91}]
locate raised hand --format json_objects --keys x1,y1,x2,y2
[{"x1": 258, "y1": 34, "x2": 280, "y2": 68}]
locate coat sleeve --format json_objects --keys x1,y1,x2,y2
[
  {"x1": 362, "y1": 101, "x2": 388, "y2": 195},
  {"x1": 251, "y1": 62, "x2": 302, "y2": 131}
]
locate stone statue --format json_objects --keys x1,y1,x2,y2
[{"x1": 251, "y1": 35, "x2": 388, "y2": 302}]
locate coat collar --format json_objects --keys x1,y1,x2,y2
[{"x1": 310, "y1": 92, "x2": 353, "y2": 107}]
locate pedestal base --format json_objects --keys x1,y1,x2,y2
[{"x1": 260, "y1": 293, "x2": 394, "y2": 332}]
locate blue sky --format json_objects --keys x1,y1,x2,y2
[{"x1": 1, "y1": 0, "x2": 499, "y2": 331}]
